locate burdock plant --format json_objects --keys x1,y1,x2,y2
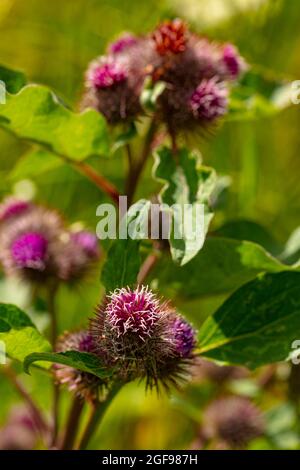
[{"x1": 0, "y1": 14, "x2": 297, "y2": 452}]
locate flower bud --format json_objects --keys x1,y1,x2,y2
[
  {"x1": 54, "y1": 330, "x2": 108, "y2": 402},
  {"x1": 203, "y1": 397, "x2": 264, "y2": 448},
  {"x1": 90, "y1": 286, "x2": 197, "y2": 391}
]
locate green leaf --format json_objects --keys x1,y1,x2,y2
[
  {"x1": 140, "y1": 77, "x2": 166, "y2": 112},
  {"x1": 0, "y1": 64, "x2": 26, "y2": 94},
  {"x1": 197, "y1": 271, "x2": 300, "y2": 369},
  {"x1": 10, "y1": 149, "x2": 63, "y2": 181},
  {"x1": 111, "y1": 122, "x2": 137, "y2": 154},
  {"x1": 102, "y1": 238, "x2": 141, "y2": 292},
  {"x1": 153, "y1": 237, "x2": 292, "y2": 298},
  {"x1": 153, "y1": 146, "x2": 217, "y2": 266},
  {"x1": 24, "y1": 351, "x2": 112, "y2": 379},
  {"x1": 101, "y1": 200, "x2": 151, "y2": 291},
  {"x1": 0, "y1": 303, "x2": 51, "y2": 362},
  {"x1": 228, "y1": 69, "x2": 291, "y2": 121},
  {"x1": 214, "y1": 219, "x2": 282, "y2": 256},
  {"x1": 0, "y1": 84, "x2": 109, "y2": 161}
]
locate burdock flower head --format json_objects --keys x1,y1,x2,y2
[
  {"x1": 0, "y1": 197, "x2": 32, "y2": 223},
  {"x1": 90, "y1": 285, "x2": 197, "y2": 391},
  {"x1": 0, "y1": 205, "x2": 64, "y2": 282},
  {"x1": 82, "y1": 34, "x2": 153, "y2": 124},
  {"x1": 148, "y1": 18, "x2": 245, "y2": 132},
  {"x1": 0, "y1": 200, "x2": 100, "y2": 284},
  {"x1": 109, "y1": 33, "x2": 138, "y2": 55},
  {"x1": 54, "y1": 330, "x2": 108, "y2": 403},
  {"x1": 55, "y1": 229, "x2": 100, "y2": 282},
  {"x1": 220, "y1": 44, "x2": 246, "y2": 80},
  {"x1": 203, "y1": 397, "x2": 265, "y2": 449},
  {"x1": 190, "y1": 79, "x2": 228, "y2": 121}
]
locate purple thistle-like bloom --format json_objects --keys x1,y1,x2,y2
[
  {"x1": 71, "y1": 230, "x2": 99, "y2": 258},
  {"x1": 105, "y1": 286, "x2": 161, "y2": 339},
  {"x1": 190, "y1": 78, "x2": 228, "y2": 121},
  {"x1": 172, "y1": 316, "x2": 196, "y2": 358},
  {"x1": 203, "y1": 397, "x2": 265, "y2": 449},
  {"x1": 90, "y1": 286, "x2": 197, "y2": 391},
  {"x1": 222, "y1": 44, "x2": 243, "y2": 79},
  {"x1": 109, "y1": 34, "x2": 138, "y2": 54},
  {"x1": 0, "y1": 199, "x2": 31, "y2": 222},
  {"x1": 11, "y1": 232, "x2": 48, "y2": 270},
  {"x1": 87, "y1": 61, "x2": 127, "y2": 89},
  {"x1": 55, "y1": 331, "x2": 108, "y2": 403}
]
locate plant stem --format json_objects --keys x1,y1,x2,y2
[
  {"x1": 3, "y1": 365, "x2": 49, "y2": 439},
  {"x1": 77, "y1": 384, "x2": 121, "y2": 450},
  {"x1": 137, "y1": 251, "x2": 159, "y2": 285},
  {"x1": 54, "y1": 152, "x2": 120, "y2": 205},
  {"x1": 60, "y1": 396, "x2": 85, "y2": 450},
  {"x1": 125, "y1": 143, "x2": 134, "y2": 170},
  {"x1": 126, "y1": 118, "x2": 157, "y2": 205},
  {"x1": 47, "y1": 283, "x2": 60, "y2": 447},
  {"x1": 74, "y1": 161, "x2": 120, "y2": 205}
]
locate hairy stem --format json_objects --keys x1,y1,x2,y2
[
  {"x1": 126, "y1": 118, "x2": 157, "y2": 205},
  {"x1": 77, "y1": 384, "x2": 121, "y2": 450},
  {"x1": 47, "y1": 283, "x2": 60, "y2": 447},
  {"x1": 3, "y1": 365, "x2": 49, "y2": 440},
  {"x1": 60, "y1": 396, "x2": 85, "y2": 450}
]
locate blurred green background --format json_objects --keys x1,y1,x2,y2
[{"x1": 0, "y1": 0, "x2": 299, "y2": 449}]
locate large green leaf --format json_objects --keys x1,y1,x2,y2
[
  {"x1": 214, "y1": 219, "x2": 282, "y2": 255},
  {"x1": 24, "y1": 351, "x2": 112, "y2": 379},
  {"x1": 101, "y1": 200, "x2": 150, "y2": 291},
  {"x1": 0, "y1": 84, "x2": 109, "y2": 161},
  {"x1": 101, "y1": 238, "x2": 141, "y2": 292},
  {"x1": 153, "y1": 146, "x2": 217, "y2": 266},
  {"x1": 0, "y1": 64, "x2": 26, "y2": 94},
  {"x1": 152, "y1": 237, "x2": 292, "y2": 298},
  {"x1": 0, "y1": 303, "x2": 51, "y2": 362},
  {"x1": 197, "y1": 271, "x2": 300, "y2": 369}
]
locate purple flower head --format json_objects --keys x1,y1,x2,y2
[
  {"x1": 0, "y1": 199, "x2": 31, "y2": 222},
  {"x1": 190, "y1": 78, "x2": 228, "y2": 121},
  {"x1": 203, "y1": 397, "x2": 265, "y2": 449},
  {"x1": 87, "y1": 60, "x2": 127, "y2": 89},
  {"x1": 55, "y1": 331, "x2": 107, "y2": 402},
  {"x1": 222, "y1": 44, "x2": 243, "y2": 79},
  {"x1": 105, "y1": 286, "x2": 161, "y2": 340},
  {"x1": 11, "y1": 232, "x2": 48, "y2": 270},
  {"x1": 109, "y1": 34, "x2": 138, "y2": 54},
  {"x1": 71, "y1": 230, "x2": 99, "y2": 258},
  {"x1": 90, "y1": 287, "x2": 197, "y2": 392},
  {"x1": 172, "y1": 316, "x2": 196, "y2": 358}
]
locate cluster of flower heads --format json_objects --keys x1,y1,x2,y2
[
  {"x1": 0, "y1": 197, "x2": 100, "y2": 284},
  {"x1": 55, "y1": 286, "x2": 197, "y2": 398},
  {"x1": 82, "y1": 18, "x2": 246, "y2": 130}
]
